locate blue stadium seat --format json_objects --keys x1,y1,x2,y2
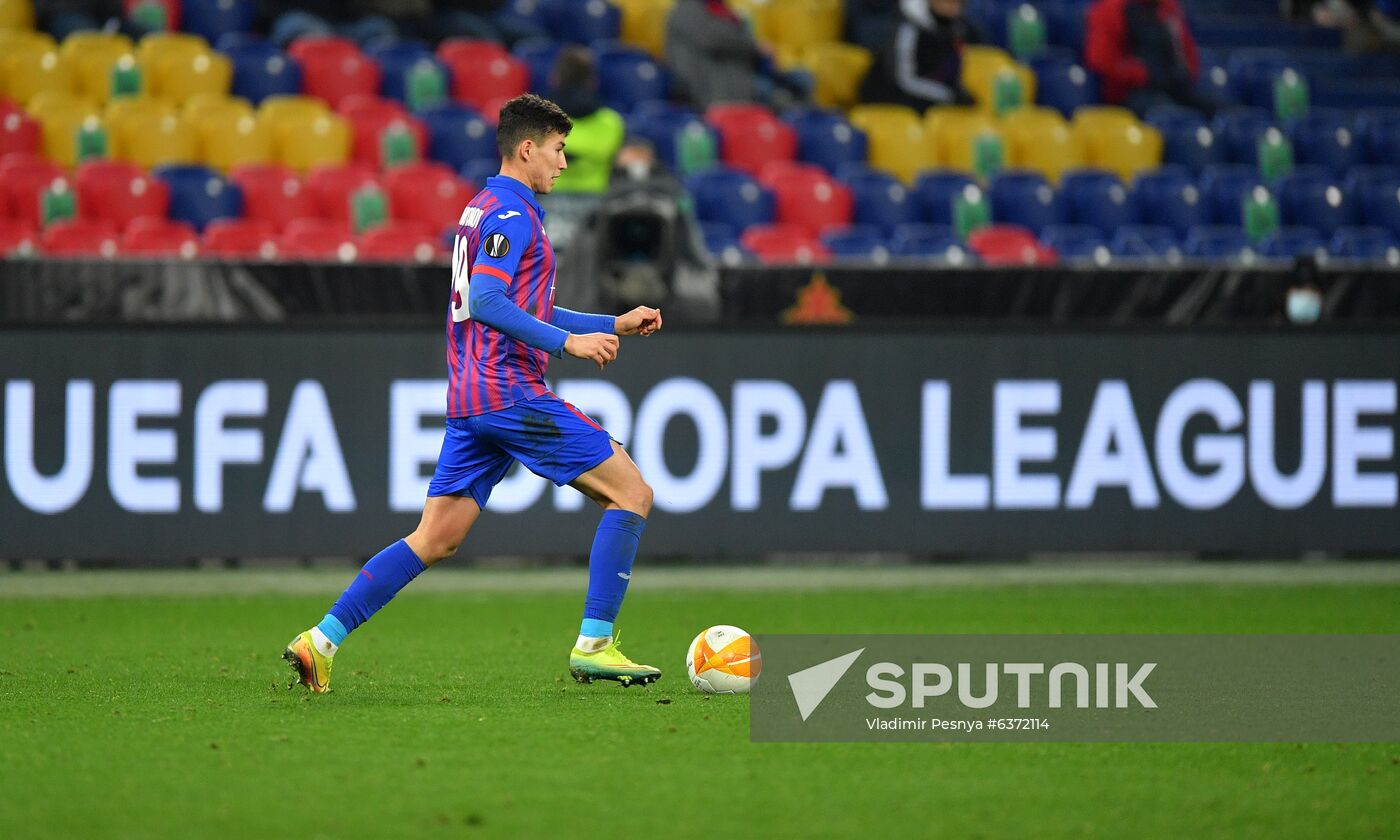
[
  {"x1": 1110, "y1": 225, "x2": 1181, "y2": 261},
  {"x1": 544, "y1": 0, "x2": 621, "y2": 43},
  {"x1": 1225, "y1": 49, "x2": 1299, "y2": 110},
  {"x1": 1195, "y1": 48, "x2": 1238, "y2": 107},
  {"x1": 686, "y1": 167, "x2": 776, "y2": 229},
  {"x1": 1288, "y1": 110, "x2": 1364, "y2": 176},
  {"x1": 595, "y1": 44, "x2": 668, "y2": 112},
  {"x1": 1355, "y1": 172, "x2": 1400, "y2": 233},
  {"x1": 152, "y1": 165, "x2": 243, "y2": 232},
  {"x1": 821, "y1": 224, "x2": 885, "y2": 259},
  {"x1": 1259, "y1": 227, "x2": 1327, "y2": 259},
  {"x1": 1030, "y1": 54, "x2": 1098, "y2": 117},
  {"x1": 184, "y1": 0, "x2": 256, "y2": 44},
  {"x1": 1059, "y1": 168, "x2": 1136, "y2": 235},
  {"x1": 1200, "y1": 164, "x2": 1268, "y2": 225},
  {"x1": 842, "y1": 166, "x2": 919, "y2": 228},
  {"x1": 1211, "y1": 108, "x2": 1279, "y2": 165},
  {"x1": 225, "y1": 42, "x2": 304, "y2": 104},
  {"x1": 367, "y1": 41, "x2": 449, "y2": 106},
  {"x1": 989, "y1": 170, "x2": 1066, "y2": 234},
  {"x1": 1277, "y1": 168, "x2": 1358, "y2": 235},
  {"x1": 914, "y1": 170, "x2": 978, "y2": 225},
  {"x1": 512, "y1": 38, "x2": 563, "y2": 92},
  {"x1": 785, "y1": 109, "x2": 868, "y2": 175},
  {"x1": 420, "y1": 104, "x2": 497, "y2": 170},
  {"x1": 1146, "y1": 107, "x2": 1221, "y2": 172},
  {"x1": 1330, "y1": 226, "x2": 1398, "y2": 260},
  {"x1": 1041, "y1": 224, "x2": 1109, "y2": 261},
  {"x1": 700, "y1": 221, "x2": 746, "y2": 262},
  {"x1": 1355, "y1": 109, "x2": 1400, "y2": 165},
  {"x1": 460, "y1": 159, "x2": 501, "y2": 191},
  {"x1": 626, "y1": 104, "x2": 716, "y2": 173},
  {"x1": 1183, "y1": 226, "x2": 1255, "y2": 260},
  {"x1": 886, "y1": 224, "x2": 963, "y2": 258},
  {"x1": 1132, "y1": 167, "x2": 1209, "y2": 236},
  {"x1": 1038, "y1": 0, "x2": 1088, "y2": 51}
]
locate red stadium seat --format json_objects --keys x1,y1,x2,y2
[
  {"x1": 305, "y1": 163, "x2": 380, "y2": 223},
  {"x1": 278, "y1": 217, "x2": 357, "y2": 261},
  {"x1": 286, "y1": 36, "x2": 359, "y2": 66},
  {"x1": 0, "y1": 218, "x2": 37, "y2": 255},
  {"x1": 229, "y1": 164, "x2": 316, "y2": 231},
  {"x1": 201, "y1": 218, "x2": 278, "y2": 258},
  {"x1": 383, "y1": 161, "x2": 475, "y2": 229},
  {"x1": 121, "y1": 217, "x2": 198, "y2": 257},
  {"x1": 75, "y1": 161, "x2": 170, "y2": 231},
  {"x1": 1, "y1": 157, "x2": 66, "y2": 228},
  {"x1": 435, "y1": 38, "x2": 509, "y2": 67},
  {"x1": 740, "y1": 223, "x2": 830, "y2": 264},
  {"x1": 442, "y1": 51, "x2": 528, "y2": 116},
  {"x1": 41, "y1": 218, "x2": 119, "y2": 256},
  {"x1": 966, "y1": 224, "x2": 1057, "y2": 266},
  {"x1": 759, "y1": 164, "x2": 852, "y2": 236},
  {"x1": 357, "y1": 220, "x2": 441, "y2": 263},
  {"x1": 0, "y1": 110, "x2": 40, "y2": 160},
  {"x1": 704, "y1": 104, "x2": 797, "y2": 177},
  {"x1": 300, "y1": 48, "x2": 382, "y2": 110},
  {"x1": 340, "y1": 98, "x2": 429, "y2": 167}
]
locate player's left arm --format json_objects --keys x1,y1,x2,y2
[
  {"x1": 551, "y1": 306, "x2": 662, "y2": 337},
  {"x1": 612, "y1": 306, "x2": 663, "y2": 337}
]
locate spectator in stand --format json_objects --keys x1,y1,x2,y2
[
  {"x1": 665, "y1": 0, "x2": 811, "y2": 109},
  {"x1": 548, "y1": 47, "x2": 625, "y2": 195},
  {"x1": 858, "y1": 0, "x2": 980, "y2": 110},
  {"x1": 845, "y1": 0, "x2": 903, "y2": 53},
  {"x1": 1085, "y1": 0, "x2": 1224, "y2": 117}
]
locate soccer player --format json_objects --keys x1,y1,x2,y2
[{"x1": 284, "y1": 94, "x2": 665, "y2": 693}]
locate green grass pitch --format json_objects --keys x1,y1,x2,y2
[{"x1": 1, "y1": 569, "x2": 1398, "y2": 839}]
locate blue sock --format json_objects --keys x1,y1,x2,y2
[
  {"x1": 579, "y1": 510, "x2": 647, "y2": 637},
  {"x1": 321, "y1": 540, "x2": 427, "y2": 642}
]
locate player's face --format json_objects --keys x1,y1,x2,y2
[{"x1": 530, "y1": 132, "x2": 569, "y2": 194}]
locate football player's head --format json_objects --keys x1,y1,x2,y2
[{"x1": 497, "y1": 94, "x2": 573, "y2": 194}]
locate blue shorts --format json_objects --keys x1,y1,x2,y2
[{"x1": 427, "y1": 393, "x2": 615, "y2": 509}]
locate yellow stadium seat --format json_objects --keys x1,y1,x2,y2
[
  {"x1": 257, "y1": 94, "x2": 329, "y2": 127},
  {"x1": 727, "y1": 0, "x2": 773, "y2": 40},
  {"x1": 848, "y1": 104, "x2": 932, "y2": 184},
  {"x1": 134, "y1": 32, "x2": 209, "y2": 79},
  {"x1": 184, "y1": 92, "x2": 253, "y2": 123},
  {"x1": 271, "y1": 111, "x2": 350, "y2": 172},
  {"x1": 960, "y1": 45, "x2": 1036, "y2": 113},
  {"x1": 68, "y1": 45, "x2": 140, "y2": 104},
  {"x1": 27, "y1": 92, "x2": 102, "y2": 165},
  {"x1": 924, "y1": 106, "x2": 1002, "y2": 174},
  {"x1": 150, "y1": 50, "x2": 231, "y2": 105},
  {"x1": 999, "y1": 106, "x2": 1084, "y2": 183},
  {"x1": 797, "y1": 41, "x2": 871, "y2": 109},
  {"x1": 59, "y1": 30, "x2": 133, "y2": 57},
  {"x1": 2, "y1": 47, "x2": 75, "y2": 104},
  {"x1": 0, "y1": 28, "x2": 53, "y2": 52},
  {"x1": 616, "y1": 0, "x2": 673, "y2": 59},
  {"x1": 1072, "y1": 106, "x2": 1163, "y2": 183},
  {"x1": 763, "y1": 0, "x2": 842, "y2": 48},
  {"x1": 198, "y1": 110, "x2": 272, "y2": 173},
  {"x1": 105, "y1": 96, "x2": 177, "y2": 158},
  {"x1": 117, "y1": 111, "x2": 197, "y2": 168},
  {"x1": 0, "y1": 0, "x2": 35, "y2": 30}
]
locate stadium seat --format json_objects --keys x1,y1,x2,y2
[
  {"x1": 25, "y1": 95, "x2": 98, "y2": 165},
  {"x1": 0, "y1": 218, "x2": 36, "y2": 255},
  {"x1": 0, "y1": 0, "x2": 35, "y2": 29},
  {"x1": 0, "y1": 158, "x2": 66, "y2": 229},
  {"x1": 1259, "y1": 226, "x2": 1326, "y2": 259},
  {"x1": 306, "y1": 163, "x2": 380, "y2": 224},
  {"x1": 436, "y1": 37, "x2": 509, "y2": 67},
  {"x1": 198, "y1": 108, "x2": 273, "y2": 173},
  {"x1": 383, "y1": 161, "x2": 475, "y2": 229},
  {"x1": 626, "y1": 103, "x2": 716, "y2": 174},
  {"x1": 367, "y1": 41, "x2": 448, "y2": 108},
  {"x1": 135, "y1": 32, "x2": 208, "y2": 80},
  {"x1": 840, "y1": 165, "x2": 918, "y2": 228},
  {"x1": 887, "y1": 223, "x2": 964, "y2": 259},
  {"x1": 795, "y1": 41, "x2": 872, "y2": 110},
  {"x1": 1194, "y1": 50, "x2": 1238, "y2": 107},
  {"x1": 739, "y1": 223, "x2": 830, "y2": 264},
  {"x1": 511, "y1": 37, "x2": 562, "y2": 91},
  {"x1": 1146, "y1": 107, "x2": 1221, "y2": 172},
  {"x1": 699, "y1": 221, "x2": 746, "y2": 263},
  {"x1": 924, "y1": 107, "x2": 1001, "y2": 175},
  {"x1": 545, "y1": 0, "x2": 622, "y2": 43},
  {"x1": 120, "y1": 217, "x2": 199, "y2": 257},
  {"x1": 115, "y1": 111, "x2": 197, "y2": 169},
  {"x1": 848, "y1": 104, "x2": 929, "y2": 183},
  {"x1": 441, "y1": 49, "x2": 528, "y2": 117},
  {"x1": 1109, "y1": 225, "x2": 1182, "y2": 262},
  {"x1": 1356, "y1": 109, "x2": 1400, "y2": 166},
  {"x1": 785, "y1": 109, "x2": 867, "y2": 175},
  {"x1": 1040, "y1": 224, "x2": 1111, "y2": 262},
  {"x1": 596, "y1": 45, "x2": 668, "y2": 112},
  {"x1": 966, "y1": 224, "x2": 1054, "y2": 265},
  {"x1": 76, "y1": 160, "x2": 170, "y2": 231},
  {"x1": 419, "y1": 103, "x2": 497, "y2": 170},
  {"x1": 41, "y1": 218, "x2": 118, "y2": 256},
  {"x1": 821, "y1": 224, "x2": 886, "y2": 259},
  {"x1": 759, "y1": 162, "x2": 853, "y2": 236},
  {"x1": 201, "y1": 218, "x2": 278, "y2": 258},
  {"x1": 1200, "y1": 164, "x2": 1268, "y2": 226},
  {"x1": 298, "y1": 46, "x2": 381, "y2": 110},
  {"x1": 1039, "y1": 0, "x2": 1088, "y2": 50},
  {"x1": 1356, "y1": 173, "x2": 1400, "y2": 232},
  {"x1": 1059, "y1": 168, "x2": 1137, "y2": 235},
  {"x1": 357, "y1": 219, "x2": 442, "y2": 263},
  {"x1": 104, "y1": 95, "x2": 177, "y2": 157},
  {"x1": 685, "y1": 167, "x2": 775, "y2": 229},
  {"x1": 183, "y1": 92, "x2": 253, "y2": 124},
  {"x1": 1225, "y1": 49, "x2": 1299, "y2": 110},
  {"x1": 0, "y1": 109, "x2": 40, "y2": 160},
  {"x1": 340, "y1": 97, "x2": 428, "y2": 167},
  {"x1": 705, "y1": 104, "x2": 798, "y2": 177},
  {"x1": 759, "y1": 0, "x2": 842, "y2": 48},
  {"x1": 2, "y1": 46, "x2": 75, "y2": 105},
  {"x1": 123, "y1": 0, "x2": 180, "y2": 29},
  {"x1": 1211, "y1": 108, "x2": 1279, "y2": 165},
  {"x1": 1288, "y1": 110, "x2": 1364, "y2": 176},
  {"x1": 152, "y1": 164, "x2": 243, "y2": 231},
  {"x1": 286, "y1": 35, "x2": 360, "y2": 66},
  {"x1": 183, "y1": 0, "x2": 257, "y2": 45},
  {"x1": 1330, "y1": 226, "x2": 1398, "y2": 261},
  {"x1": 960, "y1": 45, "x2": 1036, "y2": 112},
  {"x1": 1183, "y1": 226, "x2": 1256, "y2": 261},
  {"x1": 1030, "y1": 53, "x2": 1097, "y2": 116},
  {"x1": 999, "y1": 106, "x2": 1084, "y2": 183},
  {"x1": 1072, "y1": 107, "x2": 1163, "y2": 183},
  {"x1": 989, "y1": 170, "x2": 1066, "y2": 234},
  {"x1": 278, "y1": 217, "x2": 357, "y2": 260},
  {"x1": 149, "y1": 49, "x2": 232, "y2": 106},
  {"x1": 1277, "y1": 169, "x2": 1358, "y2": 235},
  {"x1": 615, "y1": 0, "x2": 671, "y2": 58},
  {"x1": 459, "y1": 159, "x2": 499, "y2": 191},
  {"x1": 1129, "y1": 167, "x2": 1207, "y2": 236},
  {"x1": 914, "y1": 170, "x2": 978, "y2": 226},
  {"x1": 270, "y1": 109, "x2": 351, "y2": 172},
  {"x1": 230, "y1": 164, "x2": 317, "y2": 230},
  {"x1": 225, "y1": 42, "x2": 303, "y2": 104},
  {"x1": 61, "y1": 32, "x2": 136, "y2": 104}
]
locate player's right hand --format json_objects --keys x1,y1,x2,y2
[{"x1": 564, "y1": 333, "x2": 619, "y2": 369}]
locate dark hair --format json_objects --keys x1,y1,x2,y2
[
  {"x1": 550, "y1": 46, "x2": 597, "y2": 91},
  {"x1": 495, "y1": 94, "x2": 573, "y2": 159}
]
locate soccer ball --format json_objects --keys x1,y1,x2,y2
[{"x1": 686, "y1": 625, "x2": 761, "y2": 694}]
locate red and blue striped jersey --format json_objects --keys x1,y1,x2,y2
[{"x1": 447, "y1": 175, "x2": 557, "y2": 417}]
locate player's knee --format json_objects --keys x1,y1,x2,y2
[{"x1": 626, "y1": 480, "x2": 653, "y2": 517}]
